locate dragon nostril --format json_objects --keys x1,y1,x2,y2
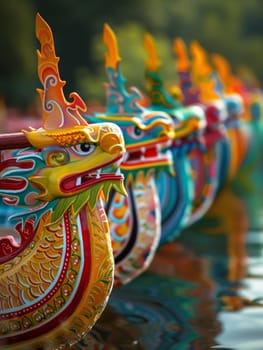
[
  {"x1": 109, "y1": 144, "x2": 126, "y2": 154},
  {"x1": 100, "y1": 133, "x2": 125, "y2": 154}
]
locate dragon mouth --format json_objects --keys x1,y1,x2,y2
[
  {"x1": 61, "y1": 155, "x2": 124, "y2": 193},
  {"x1": 205, "y1": 123, "x2": 225, "y2": 136},
  {"x1": 173, "y1": 132, "x2": 205, "y2": 149},
  {"x1": 172, "y1": 123, "x2": 225, "y2": 150},
  {"x1": 121, "y1": 140, "x2": 173, "y2": 169}
]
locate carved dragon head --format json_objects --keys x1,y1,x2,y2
[
  {"x1": 211, "y1": 53, "x2": 244, "y2": 121},
  {"x1": 143, "y1": 33, "x2": 207, "y2": 152},
  {"x1": 189, "y1": 40, "x2": 229, "y2": 123},
  {"x1": 174, "y1": 38, "x2": 227, "y2": 147},
  {"x1": 86, "y1": 24, "x2": 175, "y2": 182},
  {"x1": 0, "y1": 14, "x2": 126, "y2": 227}
]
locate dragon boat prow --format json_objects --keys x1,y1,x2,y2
[{"x1": 0, "y1": 13, "x2": 126, "y2": 350}]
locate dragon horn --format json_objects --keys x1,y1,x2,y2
[
  {"x1": 212, "y1": 53, "x2": 233, "y2": 93},
  {"x1": 143, "y1": 32, "x2": 181, "y2": 109},
  {"x1": 143, "y1": 32, "x2": 161, "y2": 72},
  {"x1": 173, "y1": 37, "x2": 200, "y2": 105},
  {"x1": 190, "y1": 40, "x2": 219, "y2": 102},
  {"x1": 103, "y1": 23, "x2": 122, "y2": 70},
  {"x1": 35, "y1": 13, "x2": 88, "y2": 129},
  {"x1": 190, "y1": 40, "x2": 213, "y2": 77},
  {"x1": 103, "y1": 23, "x2": 142, "y2": 114},
  {"x1": 173, "y1": 37, "x2": 190, "y2": 72}
]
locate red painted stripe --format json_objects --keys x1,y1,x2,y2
[{"x1": 1, "y1": 207, "x2": 92, "y2": 345}]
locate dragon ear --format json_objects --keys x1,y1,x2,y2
[
  {"x1": 102, "y1": 23, "x2": 142, "y2": 114},
  {"x1": 35, "y1": 13, "x2": 88, "y2": 130}
]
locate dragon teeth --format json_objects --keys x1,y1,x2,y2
[
  {"x1": 122, "y1": 152, "x2": 129, "y2": 162},
  {"x1": 166, "y1": 139, "x2": 173, "y2": 148},
  {"x1": 156, "y1": 144, "x2": 161, "y2": 152},
  {"x1": 115, "y1": 158, "x2": 123, "y2": 167},
  {"x1": 115, "y1": 167, "x2": 121, "y2": 175},
  {"x1": 155, "y1": 144, "x2": 162, "y2": 158},
  {"x1": 166, "y1": 149, "x2": 173, "y2": 161},
  {"x1": 76, "y1": 176, "x2": 82, "y2": 186}
]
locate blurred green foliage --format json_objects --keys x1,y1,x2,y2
[{"x1": 0, "y1": 0, "x2": 262, "y2": 108}]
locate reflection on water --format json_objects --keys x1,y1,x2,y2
[{"x1": 71, "y1": 161, "x2": 263, "y2": 350}]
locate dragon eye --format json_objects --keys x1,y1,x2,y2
[
  {"x1": 134, "y1": 126, "x2": 142, "y2": 136},
  {"x1": 71, "y1": 143, "x2": 96, "y2": 155},
  {"x1": 127, "y1": 125, "x2": 145, "y2": 139}
]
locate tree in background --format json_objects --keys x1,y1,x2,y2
[
  {"x1": 0, "y1": 0, "x2": 262, "y2": 109},
  {"x1": 0, "y1": 0, "x2": 36, "y2": 108},
  {"x1": 75, "y1": 0, "x2": 263, "y2": 104}
]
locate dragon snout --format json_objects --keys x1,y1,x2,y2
[
  {"x1": 159, "y1": 128, "x2": 175, "y2": 139},
  {"x1": 100, "y1": 132, "x2": 126, "y2": 154}
]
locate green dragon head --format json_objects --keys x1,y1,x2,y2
[{"x1": 86, "y1": 24, "x2": 175, "y2": 183}]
